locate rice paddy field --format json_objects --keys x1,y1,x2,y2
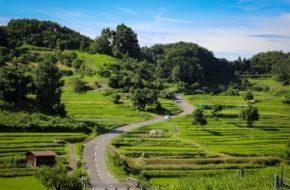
[
  {"x1": 110, "y1": 77, "x2": 290, "y2": 189},
  {"x1": 0, "y1": 176, "x2": 46, "y2": 190},
  {"x1": 0, "y1": 132, "x2": 88, "y2": 177},
  {"x1": 61, "y1": 52, "x2": 181, "y2": 128}
]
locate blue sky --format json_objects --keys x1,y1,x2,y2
[{"x1": 1, "y1": 0, "x2": 290, "y2": 60}]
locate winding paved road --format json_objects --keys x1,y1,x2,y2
[{"x1": 83, "y1": 94, "x2": 194, "y2": 189}]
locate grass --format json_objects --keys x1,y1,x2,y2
[
  {"x1": 0, "y1": 132, "x2": 88, "y2": 177},
  {"x1": 0, "y1": 176, "x2": 46, "y2": 190},
  {"x1": 75, "y1": 51, "x2": 116, "y2": 70},
  {"x1": 62, "y1": 88, "x2": 153, "y2": 128},
  {"x1": 61, "y1": 78, "x2": 181, "y2": 129},
  {"x1": 109, "y1": 77, "x2": 290, "y2": 188}
]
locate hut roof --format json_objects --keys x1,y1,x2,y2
[{"x1": 26, "y1": 150, "x2": 57, "y2": 157}]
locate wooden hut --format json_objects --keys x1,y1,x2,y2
[{"x1": 26, "y1": 150, "x2": 57, "y2": 167}]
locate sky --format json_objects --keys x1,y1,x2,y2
[{"x1": 1, "y1": 0, "x2": 290, "y2": 60}]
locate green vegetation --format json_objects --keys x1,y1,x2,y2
[
  {"x1": 0, "y1": 176, "x2": 46, "y2": 190},
  {"x1": 1, "y1": 18, "x2": 290, "y2": 189},
  {"x1": 0, "y1": 132, "x2": 88, "y2": 177},
  {"x1": 1, "y1": 19, "x2": 92, "y2": 50},
  {"x1": 110, "y1": 77, "x2": 290, "y2": 189},
  {"x1": 35, "y1": 61, "x2": 65, "y2": 115},
  {"x1": 192, "y1": 108, "x2": 207, "y2": 129},
  {"x1": 36, "y1": 163, "x2": 85, "y2": 190},
  {"x1": 240, "y1": 105, "x2": 259, "y2": 128}
]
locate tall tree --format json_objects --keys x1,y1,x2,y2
[
  {"x1": 131, "y1": 88, "x2": 158, "y2": 111},
  {"x1": 240, "y1": 105, "x2": 259, "y2": 128},
  {"x1": 35, "y1": 61, "x2": 66, "y2": 115},
  {"x1": 0, "y1": 26, "x2": 8, "y2": 47},
  {"x1": 0, "y1": 66, "x2": 32, "y2": 102},
  {"x1": 193, "y1": 108, "x2": 207, "y2": 130},
  {"x1": 112, "y1": 24, "x2": 140, "y2": 58}
]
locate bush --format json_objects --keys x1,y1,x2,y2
[
  {"x1": 72, "y1": 58, "x2": 84, "y2": 69},
  {"x1": 102, "y1": 89, "x2": 114, "y2": 96},
  {"x1": 78, "y1": 64, "x2": 94, "y2": 76},
  {"x1": 224, "y1": 87, "x2": 239, "y2": 96},
  {"x1": 0, "y1": 110, "x2": 94, "y2": 133},
  {"x1": 250, "y1": 84, "x2": 269, "y2": 92},
  {"x1": 71, "y1": 78, "x2": 89, "y2": 93},
  {"x1": 112, "y1": 93, "x2": 121, "y2": 104},
  {"x1": 243, "y1": 90, "x2": 254, "y2": 101},
  {"x1": 60, "y1": 70, "x2": 73, "y2": 76},
  {"x1": 282, "y1": 95, "x2": 290, "y2": 104},
  {"x1": 159, "y1": 89, "x2": 175, "y2": 99}
]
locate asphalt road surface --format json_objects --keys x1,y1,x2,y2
[{"x1": 83, "y1": 94, "x2": 195, "y2": 189}]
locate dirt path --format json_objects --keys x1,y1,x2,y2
[
  {"x1": 83, "y1": 94, "x2": 195, "y2": 189},
  {"x1": 68, "y1": 143, "x2": 77, "y2": 171}
]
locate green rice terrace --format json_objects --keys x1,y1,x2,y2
[
  {"x1": 109, "y1": 77, "x2": 290, "y2": 189},
  {"x1": 0, "y1": 132, "x2": 88, "y2": 177},
  {"x1": 1, "y1": 16, "x2": 290, "y2": 190}
]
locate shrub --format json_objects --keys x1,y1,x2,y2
[
  {"x1": 282, "y1": 95, "x2": 290, "y2": 104},
  {"x1": 72, "y1": 58, "x2": 84, "y2": 69},
  {"x1": 60, "y1": 70, "x2": 73, "y2": 76},
  {"x1": 224, "y1": 87, "x2": 239, "y2": 96},
  {"x1": 112, "y1": 93, "x2": 121, "y2": 104},
  {"x1": 250, "y1": 84, "x2": 269, "y2": 92},
  {"x1": 78, "y1": 64, "x2": 94, "y2": 76},
  {"x1": 159, "y1": 89, "x2": 175, "y2": 99},
  {"x1": 243, "y1": 90, "x2": 254, "y2": 101},
  {"x1": 0, "y1": 110, "x2": 94, "y2": 133},
  {"x1": 102, "y1": 89, "x2": 114, "y2": 96},
  {"x1": 71, "y1": 78, "x2": 88, "y2": 93}
]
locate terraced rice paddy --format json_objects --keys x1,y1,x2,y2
[
  {"x1": 0, "y1": 176, "x2": 46, "y2": 190},
  {"x1": 62, "y1": 81, "x2": 180, "y2": 128},
  {"x1": 0, "y1": 133, "x2": 88, "y2": 177},
  {"x1": 110, "y1": 78, "x2": 290, "y2": 188}
]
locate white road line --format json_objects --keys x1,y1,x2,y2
[{"x1": 95, "y1": 152, "x2": 97, "y2": 156}]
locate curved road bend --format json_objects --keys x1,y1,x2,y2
[{"x1": 83, "y1": 94, "x2": 194, "y2": 189}]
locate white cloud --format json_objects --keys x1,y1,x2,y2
[
  {"x1": 130, "y1": 12, "x2": 290, "y2": 60},
  {"x1": 117, "y1": 7, "x2": 136, "y2": 16},
  {"x1": 33, "y1": 6, "x2": 290, "y2": 60}
]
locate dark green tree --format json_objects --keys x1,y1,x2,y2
[
  {"x1": 131, "y1": 88, "x2": 158, "y2": 111},
  {"x1": 212, "y1": 104, "x2": 223, "y2": 117},
  {"x1": 112, "y1": 93, "x2": 121, "y2": 104},
  {"x1": 0, "y1": 66, "x2": 32, "y2": 102},
  {"x1": 36, "y1": 163, "x2": 83, "y2": 190},
  {"x1": 71, "y1": 78, "x2": 87, "y2": 93},
  {"x1": 243, "y1": 90, "x2": 254, "y2": 101},
  {"x1": 112, "y1": 24, "x2": 140, "y2": 58},
  {"x1": 240, "y1": 105, "x2": 259, "y2": 128},
  {"x1": 35, "y1": 61, "x2": 66, "y2": 115},
  {"x1": 193, "y1": 108, "x2": 207, "y2": 129},
  {"x1": 91, "y1": 28, "x2": 113, "y2": 55},
  {"x1": 0, "y1": 26, "x2": 8, "y2": 47}
]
